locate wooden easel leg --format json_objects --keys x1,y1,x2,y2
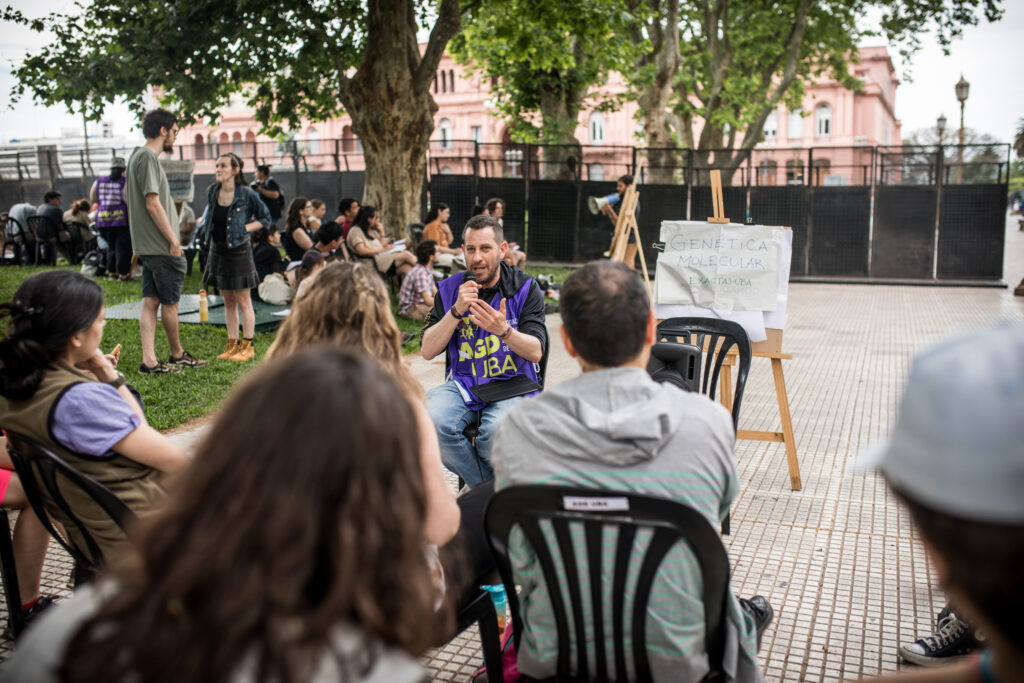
[
  {"x1": 771, "y1": 357, "x2": 802, "y2": 490},
  {"x1": 720, "y1": 364, "x2": 734, "y2": 416}
]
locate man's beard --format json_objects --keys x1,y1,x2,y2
[
  {"x1": 480, "y1": 260, "x2": 500, "y2": 286},
  {"x1": 163, "y1": 138, "x2": 174, "y2": 153}
]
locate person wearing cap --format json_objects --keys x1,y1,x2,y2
[
  {"x1": 856, "y1": 321, "x2": 1024, "y2": 682},
  {"x1": 34, "y1": 190, "x2": 64, "y2": 266},
  {"x1": 90, "y1": 157, "x2": 132, "y2": 281}
]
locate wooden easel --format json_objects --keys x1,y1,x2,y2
[
  {"x1": 704, "y1": 170, "x2": 802, "y2": 491},
  {"x1": 607, "y1": 185, "x2": 651, "y2": 294}
]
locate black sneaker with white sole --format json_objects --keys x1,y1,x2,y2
[
  {"x1": 139, "y1": 361, "x2": 181, "y2": 374},
  {"x1": 167, "y1": 350, "x2": 209, "y2": 368},
  {"x1": 899, "y1": 612, "x2": 980, "y2": 667}
]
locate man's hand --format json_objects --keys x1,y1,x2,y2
[
  {"x1": 467, "y1": 297, "x2": 508, "y2": 336},
  {"x1": 454, "y1": 280, "x2": 479, "y2": 316},
  {"x1": 169, "y1": 241, "x2": 183, "y2": 258}
]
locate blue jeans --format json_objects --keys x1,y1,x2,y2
[{"x1": 427, "y1": 380, "x2": 524, "y2": 488}]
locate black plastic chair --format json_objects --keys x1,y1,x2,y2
[
  {"x1": 4, "y1": 431, "x2": 136, "y2": 585},
  {"x1": 648, "y1": 341, "x2": 701, "y2": 393},
  {"x1": 654, "y1": 318, "x2": 751, "y2": 431},
  {"x1": 0, "y1": 510, "x2": 27, "y2": 637},
  {"x1": 484, "y1": 485, "x2": 731, "y2": 682},
  {"x1": 27, "y1": 216, "x2": 58, "y2": 266}
]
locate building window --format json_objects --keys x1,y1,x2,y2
[
  {"x1": 812, "y1": 158, "x2": 831, "y2": 185},
  {"x1": 440, "y1": 166, "x2": 454, "y2": 175},
  {"x1": 440, "y1": 71, "x2": 447, "y2": 93},
  {"x1": 815, "y1": 104, "x2": 831, "y2": 138},
  {"x1": 763, "y1": 111, "x2": 778, "y2": 140},
  {"x1": 433, "y1": 73, "x2": 438, "y2": 94},
  {"x1": 194, "y1": 134, "x2": 205, "y2": 160},
  {"x1": 471, "y1": 125, "x2": 482, "y2": 143},
  {"x1": 589, "y1": 162, "x2": 605, "y2": 181},
  {"x1": 307, "y1": 128, "x2": 319, "y2": 155},
  {"x1": 232, "y1": 131, "x2": 243, "y2": 156},
  {"x1": 589, "y1": 112, "x2": 605, "y2": 145},
  {"x1": 758, "y1": 160, "x2": 777, "y2": 185},
  {"x1": 883, "y1": 125, "x2": 891, "y2": 146},
  {"x1": 341, "y1": 125, "x2": 355, "y2": 153},
  {"x1": 449, "y1": 69, "x2": 455, "y2": 92},
  {"x1": 787, "y1": 109, "x2": 803, "y2": 141},
  {"x1": 785, "y1": 159, "x2": 804, "y2": 185},
  {"x1": 438, "y1": 118, "x2": 453, "y2": 149}
]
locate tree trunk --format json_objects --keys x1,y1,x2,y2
[
  {"x1": 537, "y1": 87, "x2": 583, "y2": 180},
  {"x1": 635, "y1": 0, "x2": 680, "y2": 184},
  {"x1": 338, "y1": 0, "x2": 460, "y2": 237}
]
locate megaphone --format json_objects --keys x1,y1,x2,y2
[{"x1": 587, "y1": 193, "x2": 620, "y2": 215}]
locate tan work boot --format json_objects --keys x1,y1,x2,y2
[
  {"x1": 230, "y1": 338, "x2": 254, "y2": 362},
  {"x1": 217, "y1": 339, "x2": 239, "y2": 360}
]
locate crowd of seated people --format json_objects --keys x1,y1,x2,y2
[{"x1": 0, "y1": 245, "x2": 1021, "y2": 683}]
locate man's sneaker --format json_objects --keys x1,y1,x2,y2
[
  {"x1": 899, "y1": 612, "x2": 980, "y2": 667},
  {"x1": 167, "y1": 350, "x2": 209, "y2": 368},
  {"x1": 139, "y1": 361, "x2": 181, "y2": 374},
  {"x1": 739, "y1": 595, "x2": 774, "y2": 650}
]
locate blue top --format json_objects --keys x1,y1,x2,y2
[
  {"x1": 52, "y1": 383, "x2": 141, "y2": 458},
  {"x1": 200, "y1": 183, "x2": 271, "y2": 250}
]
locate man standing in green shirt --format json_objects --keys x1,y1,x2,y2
[{"x1": 125, "y1": 109, "x2": 207, "y2": 373}]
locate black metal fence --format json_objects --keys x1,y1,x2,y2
[{"x1": 1, "y1": 141, "x2": 1011, "y2": 282}]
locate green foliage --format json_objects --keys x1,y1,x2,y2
[{"x1": 450, "y1": 0, "x2": 644, "y2": 144}]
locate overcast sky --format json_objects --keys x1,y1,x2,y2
[{"x1": 1, "y1": 0, "x2": 1021, "y2": 145}]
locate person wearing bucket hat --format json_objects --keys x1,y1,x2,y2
[
  {"x1": 854, "y1": 320, "x2": 1024, "y2": 681},
  {"x1": 89, "y1": 156, "x2": 132, "y2": 280}
]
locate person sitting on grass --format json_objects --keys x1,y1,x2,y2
[
  {"x1": 398, "y1": 239, "x2": 438, "y2": 322},
  {"x1": 346, "y1": 205, "x2": 416, "y2": 278},
  {"x1": 251, "y1": 225, "x2": 287, "y2": 287},
  {"x1": 293, "y1": 248, "x2": 326, "y2": 300},
  {"x1": 856, "y1": 321, "x2": 1024, "y2": 683},
  {"x1": 1, "y1": 348, "x2": 449, "y2": 683},
  {"x1": 312, "y1": 220, "x2": 349, "y2": 261},
  {"x1": 422, "y1": 203, "x2": 464, "y2": 271},
  {"x1": 0, "y1": 270, "x2": 189, "y2": 567}
]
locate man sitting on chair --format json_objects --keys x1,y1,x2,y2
[
  {"x1": 492, "y1": 260, "x2": 771, "y2": 682},
  {"x1": 421, "y1": 215, "x2": 547, "y2": 488}
]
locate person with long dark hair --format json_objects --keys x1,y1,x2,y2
[
  {"x1": 90, "y1": 157, "x2": 132, "y2": 280},
  {"x1": 281, "y1": 196, "x2": 314, "y2": 262},
  {"x1": 346, "y1": 205, "x2": 415, "y2": 277},
  {"x1": 2, "y1": 348, "x2": 448, "y2": 683},
  {"x1": 200, "y1": 153, "x2": 270, "y2": 363},
  {"x1": 0, "y1": 271, "x2": 189, "y2": 566}
]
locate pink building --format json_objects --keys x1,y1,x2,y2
[{"x1": 180, "y1": 45, "x2": 901, "y2": 186}]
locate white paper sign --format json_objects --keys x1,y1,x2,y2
[
  {"x1": 655, "y1": 222, "x2": 784, "y2": 311},
  {"x1": 159, "y1": 160, "x2": 196, "y2": 202},
  {"x1": 562, "y1": 496, "x2": 630, "y2": 512}
]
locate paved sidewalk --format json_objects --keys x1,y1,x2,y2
[{"x1": 1, "y1": 216, "x2": 1021, "y2": 681}]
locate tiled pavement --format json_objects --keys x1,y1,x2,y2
[{"x1": 2, "y1": 216, "x2": 1022, "y2": 681}]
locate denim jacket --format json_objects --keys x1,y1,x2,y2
[{"x1": 200, "y1": 183, "x2": 271, "y2": 249}]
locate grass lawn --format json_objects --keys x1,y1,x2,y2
[{"x1": 1, "y1": 261, "x2": 575, "y2": 431}]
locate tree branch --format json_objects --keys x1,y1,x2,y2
[{"x1": 414, "y1": 0, "x2": 461, "y2": 92}]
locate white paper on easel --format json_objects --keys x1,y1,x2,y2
[
  {"x1": 655, "y1": 222, "x2": 784, "y2": 311},
  {"x1": 654, "y1": 224, "x2": 793, "y2": 343}
]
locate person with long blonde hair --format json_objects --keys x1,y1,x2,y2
[{"x1": 267, "y1": 261, "x2": 457, "y2": 539}]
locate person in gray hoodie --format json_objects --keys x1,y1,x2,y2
[{"x1": 492, "y1": 260, "x2": 771, "y2": 683}]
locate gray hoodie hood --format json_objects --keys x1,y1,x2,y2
[{"x1": 513, "y1": 366, "x2": 699, "y2": 466}]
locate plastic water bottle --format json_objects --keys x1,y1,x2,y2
[
  {"x1": 199, "y1": 289, "x2": 209, "y2": 322},
  {"x1": 481, "y1": 584, "x2": 508, "y2": 632}
]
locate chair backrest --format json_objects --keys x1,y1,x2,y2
[
  {"x1": 654, "y1": 317, "x2": 751, "y2": 430},
  {"x1": 4, "y1": 430, "x2": 136, "y2": 577},
  {"x1": 485, "y1": 485, "x2": 730, "y2": 682},
  {"x1": 27, "y1": 215, "x2": 56, "y2": 241}
]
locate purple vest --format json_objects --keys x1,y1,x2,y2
[
  {"x1": 95, "y1": 176, "x2": 127, "y2": 228},
  {"x1": 438, "y1": 274, "x2": 540, "y2": 410}
]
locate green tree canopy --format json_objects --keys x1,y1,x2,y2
[
  {"x1": 450, "y1": 0, "x2": 643, "y2": 178},
  {"x1": 6, "y1": 0, "x2": 468, "y2": 234}
]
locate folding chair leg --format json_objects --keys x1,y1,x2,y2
[{"x1": 0, "y1": 512, "x2": 26, "y2": 638}]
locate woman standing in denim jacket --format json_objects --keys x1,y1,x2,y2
[{"x1": 201, "y1": 153, "x2": 270, "y2": 362}]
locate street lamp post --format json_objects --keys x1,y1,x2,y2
[
  {"x1": 955, "y1": 75, "x2": 970, "y2": 184},
  {"x1": 936, "y1": 114, "x2": 947, "y2": 184}
]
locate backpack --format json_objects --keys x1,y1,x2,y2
[
  {"x1": 257, "y1": 272, "x2": 293, "y2": 306},
  {"x1": 81, "y1": 250, "x2": 106, "y2": 277}
]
